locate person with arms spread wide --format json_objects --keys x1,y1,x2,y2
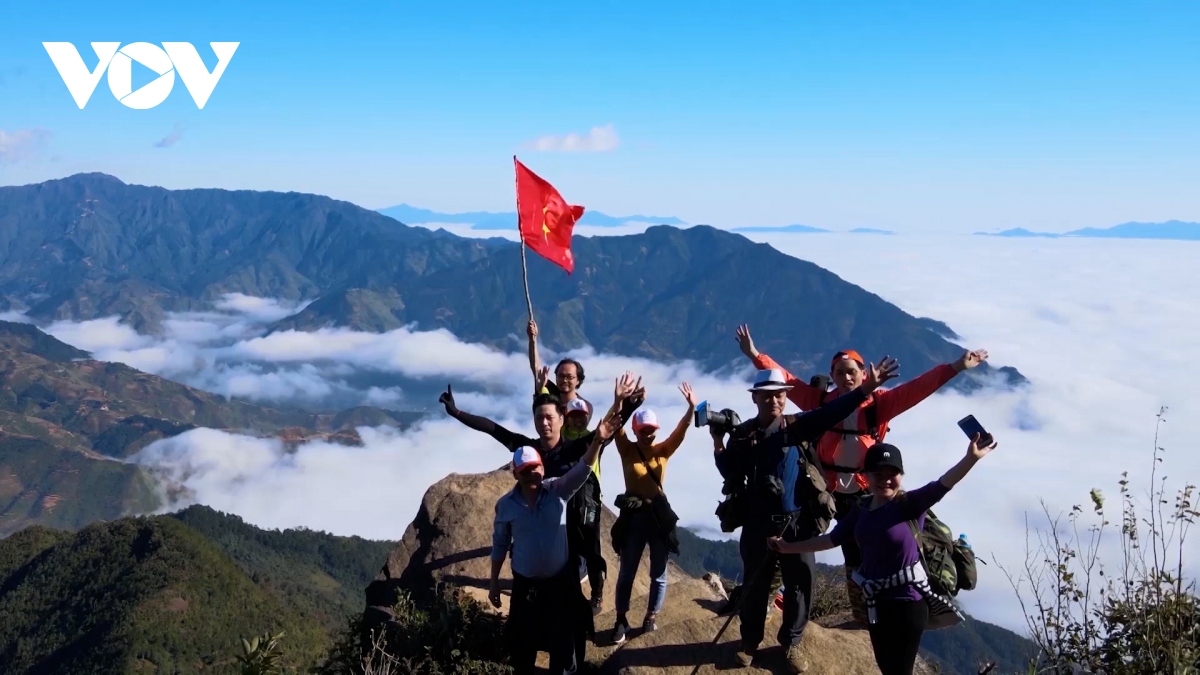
[
  {"x1": 735, "y1": 323, "x2": 987, "y2": 621},
  {"x1": 712, "y1": 360, "x2": 899, "y2": 673}
]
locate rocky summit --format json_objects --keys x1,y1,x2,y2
[{"x1": 365, "y1": 465, "x2": 936, "y2": 674}]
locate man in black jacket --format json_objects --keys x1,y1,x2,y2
[
  {"x1": 440, "y1": 372, "x2": 643, "y2": 616},
  {"x1": 713, "y1": 361, "x2": 898, "y2": 672}
]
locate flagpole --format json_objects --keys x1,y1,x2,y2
[{"x1": 519, "y1": 237, "x2": 534, "y2": 322}]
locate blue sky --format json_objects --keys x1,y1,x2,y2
[{"x1": 2, "y1": 1, "x2": 1199, "y2": 232}]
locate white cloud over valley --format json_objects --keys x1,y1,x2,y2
[{"x1": 27, "y1": 234, "x2": 1200, "y2": 635}]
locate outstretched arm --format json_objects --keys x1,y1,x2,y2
[
  {"x1": 439, "y1": 384, "x2": 523, "y2": 450},
  {"x1": 939, "y1": 433, "x2": 997, "y2": 490},
  {"x1": 527, "y1": 320, "x2": 543, "y2": 394},
  {"x1": 656, "y1": 382, "x2": 697, "y2": 458},
  {"x1": 736, "y1": 324, "x2": 824, "y2": 410},
  {"x1": 768, "y1": 534, "x2": 837, "y2": 555},
  {"x1": 784, "y1": 357, "x2": 900, "y2": 444}
]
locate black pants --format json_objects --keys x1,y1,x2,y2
[
  {"x1": 867, "y1": 599, "x2": 929, "y2": 675},
  {"x1": 832, "y1": 490, "x2": 865, "y2": 567},
  {"x1": 568, "y1": 515, "x2": 607, "y2": 599},
  {"x1": 507, "y1": 566, "x2": 588, "y2": 675},
  {"x1": 738, "y1": 516, "x2": 815, "y2": 648}
]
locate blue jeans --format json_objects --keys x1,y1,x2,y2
[{"x1": 615, "y1": 508, "x2": 669, "y2": 616}]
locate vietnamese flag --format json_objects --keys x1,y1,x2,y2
[{"x1": 514, "y1": 157, "x2": 584, "y2": 274}]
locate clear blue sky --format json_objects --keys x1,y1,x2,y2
[{"x1": 2, "y1": 1, "x2": 1199, "y2": 232}]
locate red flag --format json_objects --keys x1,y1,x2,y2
[{"x1": 514, "y1": 157, "x2": 584, "y2": 274}]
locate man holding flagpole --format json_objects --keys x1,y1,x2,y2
[{"x1": 511, "y1": 156, "x2": 613, "y2": 614}]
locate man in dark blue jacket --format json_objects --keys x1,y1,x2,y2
[{"x1": 712, "y1": 361, "x2": 898, "y2": 672}]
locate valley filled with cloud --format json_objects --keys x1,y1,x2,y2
[{"x1": 13, "y1": 232, "x2": 1196, "y2": 635}]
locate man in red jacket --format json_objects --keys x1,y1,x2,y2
[{"x1": 735, "y1": 324, "x2": 988, "y2": 623}]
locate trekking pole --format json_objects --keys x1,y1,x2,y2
[{"x1": 688, "y1": 512, "x2": 799, "y2": 675}]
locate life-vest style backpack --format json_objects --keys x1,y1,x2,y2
[
  {"x1": 809, "y1": 374, "x2": 889, "y2": 478},
  {"x1": 905, "y1": 505, "x2": 978, "y2": 597}
]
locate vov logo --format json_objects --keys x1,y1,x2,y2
[{"x1": 42, "y1": 42, "x2": 239, "y2": 109}]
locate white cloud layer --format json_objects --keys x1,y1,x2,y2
[
  {"x1": 528, "y1": 124, "x2": 620, "y2": 153},
  {"x1": 31, "y1": 234, "x2": 1200, "y2": 636}
]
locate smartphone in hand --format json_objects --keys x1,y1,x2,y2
[{"x1": 957, "y1": 415, "x2": 994, "y2": 447}]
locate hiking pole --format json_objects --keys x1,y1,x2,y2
[{"x1": 688, "y1": 511, "x2": 799, "y2": 675}]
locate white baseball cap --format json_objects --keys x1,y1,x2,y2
[
  {"x1": 632, "y1": 409, "x2": 659, "y2": 431},
  {"x1": 565, "y1": 398, "x2": 590, "y2": 416},
  {"x1": 513, "y1": 446, "x2": 543, "y2": 472}
]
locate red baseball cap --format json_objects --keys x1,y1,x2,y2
[{"x1": 831, "y1": 350, "x2": 865, "y2": 370}]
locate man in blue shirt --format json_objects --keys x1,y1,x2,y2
[
  {"x1": 712, "y1": 361, "x2": 898, "y2": 672},
  {"x1": 491, "y1": 406, "x2": 620, "y2": 675}
]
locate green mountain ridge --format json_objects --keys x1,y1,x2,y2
[
  {"x1": 0, "y1": 173, "x2": 1023, "y2": 386},
  {"x1": 0, "y1": 506, "x2": 395, "y2": 673}
]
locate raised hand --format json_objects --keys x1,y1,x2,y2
[
  {"x1": 680, "y1": 382, "x2": 698, "y2": 407},
  {"x1": 614, "y1": 371, "x2": 638, "y2": 401},
  {"x1": 535, "y1": 365, "x2": 551, "y2": 393},
  {"x1": 439, "y1": 384, "x2": 458, "y2": 415},
  {"x1": 596, "y1": 409, "x2": 622, "y2": 442},
  {"x1": 527, "y1": 320, "x2": 538, "y2": 339},
  {"x1": 967, "y1": 432, "x2": 998, "y2": 461},
  {"x1": 955, "y1": 349, "x2": 989, "y2": 372},
  {"x1": 735, "y1": 324, "x2": 760, "y2": 360},
  {"x1": 863, "y1": 356, "x2": 900, "y2": 392}
]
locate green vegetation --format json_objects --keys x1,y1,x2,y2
[
  {"x1": 0, "y1": 435, "x2": 161, "y2": 535},
  {"x1": 1002, "y1": 411, "x2": 1199, "y2": 673},
  {"x1": 0, "y1": 506, "x2": 398, "y2": 673},
  {"x1": 0, "y1": 516, "x2": 324, "y2": 673},
  {"x1": 317, "y1": 588, "x2": 510, "y2": 675},
  {"x1": 169, "y1": 505, "x2": 394, "y2": 634}
]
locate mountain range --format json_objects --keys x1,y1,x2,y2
[
  {"x1": 0, "y1": 319, "x2": 413, "y2": 536},
  {"x1": 0, "y1": 173, "x2": 1041, "y2": 672},
  {"x1": 0, "y1": 173, "x2": 1021, "y2": 385},
  {"x1": 975, "y1": 220, "x2": 1200, "y2": 241},
  {"x1": 731, "y1": 225, "x2": 898, "y2": 235},
  {"x1": 377, "y1": 203, "x2": 688, "y2": 230}
]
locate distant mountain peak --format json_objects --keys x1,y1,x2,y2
[
  {"x1": 975, "y1": 221, "x2": 1200, "y2": 241},
  {"x1": 377, "y1": 203, "x2": 687, "y2": 229}
]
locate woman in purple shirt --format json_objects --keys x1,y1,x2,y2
[{"x1": 768, "y1": 433, "x2": 998, "y2": 675}]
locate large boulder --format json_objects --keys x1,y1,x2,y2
[
  {"x1": 367, "y1": 465, "x2": 688, "y2": 617},
  {"x1": 367, "y1": 466, "x2": 937, "y2": 674}
]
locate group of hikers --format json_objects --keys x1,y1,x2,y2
[{"x1": 438, "y1": 320, "x2": 998, "y2": 675}]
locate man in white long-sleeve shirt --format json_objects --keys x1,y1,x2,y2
[{"x1": 491, "y1": 408, "x2": 619, "y2": 675}]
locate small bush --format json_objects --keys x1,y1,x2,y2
[
  {"x1": 1000, "y1": 410, "x2": 1200, "y2": 674},
  {"x1": 316, "y1": 585, "x2": 511, "y2": 675}
]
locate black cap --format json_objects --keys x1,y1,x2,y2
[{"x1": 863, "y1": 443, "x2": 904, "y2": 473}]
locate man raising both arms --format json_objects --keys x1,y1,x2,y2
[{"x1": 735, "y1": 324, "x2": 987, "y2": 623}]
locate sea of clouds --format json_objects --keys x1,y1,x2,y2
[{"x1": 20, "y1": 231, "x2": 1198, "y2": 634}]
